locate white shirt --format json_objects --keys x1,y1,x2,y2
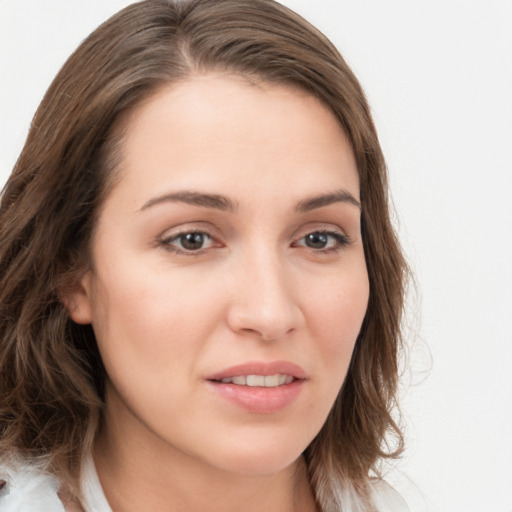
[{"x1": 0, "y1": 454, "x2": 110, "y2": 512}]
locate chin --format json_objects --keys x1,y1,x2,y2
[{"x1": 203, "y1": 437, "x2": 308, "y2": 477}]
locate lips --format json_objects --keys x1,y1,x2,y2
[{"x1": 206, "y1": 361, "x2": 306, "y2": 414}]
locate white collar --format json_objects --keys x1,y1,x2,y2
[{"x1": 80, "y1": 453, "x2": 113, "y2": 512}]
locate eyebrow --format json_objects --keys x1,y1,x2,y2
[
  {"x1": 139, "y1": 191, "x2": 238, "y2": 213},
  {"x1": 295, "y1": 189, "x2": 361, "y2": 212},
  {"x1": 139, "y1": 188, "x2": 361, "y2": 214}
]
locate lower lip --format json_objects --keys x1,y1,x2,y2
[{"x1": 207, "y1": 379, "x2": 304, "y2": 414}]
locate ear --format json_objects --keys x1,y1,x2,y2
[{"x1": 60, "y1": 271, "x2": 94, "y2": 325}]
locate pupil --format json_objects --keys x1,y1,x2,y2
[
  {"x1": 181, "y1": 233, "x2": 204, "y2": 250},
  {"x1": 306, "y1": 232, "x2": 328, "y2": 249}
]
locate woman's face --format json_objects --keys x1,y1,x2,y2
[{"x1": 69, "y1": 75, "x2": 369, "y2": 476}]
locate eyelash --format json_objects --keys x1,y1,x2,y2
[{"x1": 159, "y1": 229, "x2": 351, "y2": 256}]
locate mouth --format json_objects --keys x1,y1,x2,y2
[
  {"x1": 206, "y1": 361, "x2": 306, "y2": 413},
  {"x1": 214, "y1": 374, "x2": 296, "y2": 387},
  {"x1": 206, "y1": 360, "x2": 306, "y2": 384}
]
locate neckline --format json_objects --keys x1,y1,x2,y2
[{"x1": 80, "y1": 453, "x2": 113, "y2": 512}]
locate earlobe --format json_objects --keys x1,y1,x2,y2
[{"x1": 60, "y1": 273, "x2": 94, "y2": 325}]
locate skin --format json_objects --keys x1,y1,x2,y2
[{"x1": 67, "y1": 75, "x2": 369, "y2": 512}]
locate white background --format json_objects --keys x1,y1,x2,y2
[{"x1": 1, "y1": 1, "x2": 511, "y2": 511}]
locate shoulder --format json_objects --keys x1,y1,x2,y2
[
  {"x1": 370, "y1": 478, "x2": 410, "y2": 512},
  {"x1": 0, "y1": 456, "x2": 66, "y2": 512}
]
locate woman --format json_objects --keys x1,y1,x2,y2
[{"x1": 0, "y1": 1, "x2": 409, "y2": 510}]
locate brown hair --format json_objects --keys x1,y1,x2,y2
[{"x1": 0, "y1": 1, "x2": 407, "y2": 509}]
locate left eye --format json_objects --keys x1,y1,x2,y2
[
  {"x1": 163, "y1": 231, "x2": 213, "y2": 252},
  {"x1": 295, "y1": 231, "x2": 349, "y2": 250}
]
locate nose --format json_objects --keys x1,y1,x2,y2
[{"x1": 226, "y1": 249, "x2": 305, "y2": 341}]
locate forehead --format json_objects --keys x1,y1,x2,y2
[{"x1": 110, "y1": 74, "x2": 359, "y2": 208}]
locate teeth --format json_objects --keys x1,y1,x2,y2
[
  {"x1": 219, "y1": 374, "x2": 294, "y2": 387},
  {"x1": 264, "y1": 375, "x2": 279, "y2": 387},
  {"x1": 246, "y1": 375, "x2": 265, "y2": 386}
]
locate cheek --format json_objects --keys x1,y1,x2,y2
[
  {"x1": 291, "y1": 268, "x2": 369, "y2": 444},
  {"x1": 309, "y1": 269, "x2": 369, "y2": 337},
  {"x1": 304, "y1": 266, "x2": 369, "y2": 378},
  {"x1": 88, "y1": 262, "x2": 222, "y2": 383}
]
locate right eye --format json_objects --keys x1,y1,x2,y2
[{"x1": 161, "y1": 231, "x2": 214, "y2": 254}]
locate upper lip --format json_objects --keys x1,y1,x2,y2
[{"x1": 207, "y1": 361, "x2": 307, "y2": 381}]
